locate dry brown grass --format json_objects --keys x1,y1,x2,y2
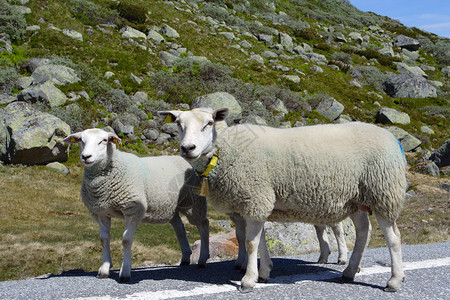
[{"x1": 368, "y1": 171, "x2": 449, "y2": 248}]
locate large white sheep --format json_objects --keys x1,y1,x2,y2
[
  {"x1": 63, "y1": 128, "x2": 209, "y2": 282},
  {"x1": 158, "y1": 108, "x2": 407, "y2": 292}
]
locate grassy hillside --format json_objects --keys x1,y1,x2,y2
[{"x1": 0, "y1": 0, "x2": 449, "y2": 281}]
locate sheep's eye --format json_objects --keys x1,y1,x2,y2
[{"x1": 202, "y1": 121, "x2": 213, "y2": 131}]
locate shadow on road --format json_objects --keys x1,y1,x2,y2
[{"x1": 36, "y1": 257, "x2": 385, "y2": 291}]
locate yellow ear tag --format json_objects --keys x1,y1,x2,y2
[
  {"x1": 70, "y1": 138, "x2": 77, "y2": 143},
  {"x1": 164, "y1": 115, "x2": 173, "y2": 123}
]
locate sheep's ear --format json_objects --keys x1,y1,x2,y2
[
  {"x1": 213, "y1": 108, "x2": 229, "y2": 122},
  {"x1": 107, "y1": 132, "x2": 121, "y2": 146},
  {"x1": 63, "y1": 132, "x2": 82, "y2": 144},
  {"x1": 157, "y1": 110, "x2": 181, "y2": 123}
]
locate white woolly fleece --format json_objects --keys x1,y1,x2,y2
[{"x1": 197, "y1": 121, "x2": 407, "y2": 224}]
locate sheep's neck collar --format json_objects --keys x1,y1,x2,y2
[
  {"x1": 192, "y1": 151, "x2": 218, "y2": 197},
  {"x1": 197, "y1": 152, "x2": 218, "y2": 177}
]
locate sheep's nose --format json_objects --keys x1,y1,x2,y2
[
  {"x1": 81, "y1": 154, "x2": 92, "y2": 161},
  {"x1": 181, "y1": 144, "x2": 196, "y2": 154}
]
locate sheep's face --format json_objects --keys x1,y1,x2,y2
[
  {"x1": 63, "y1": 129, "x2": 121, "y2": 167},
  {"x1": 158, "y1": 108, "x2": 229, "y2": 162}
]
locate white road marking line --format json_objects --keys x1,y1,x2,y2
[{"x1": 70, "y1": 257, "x2": 450, "y2": 300}]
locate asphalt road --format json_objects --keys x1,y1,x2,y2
[{"x1": 1, "y1": 242, "x2": 449, "y2": 300}]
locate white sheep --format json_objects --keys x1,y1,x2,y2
[
  {"x1": 63, "y1": 128, "x2": 209, "y2": 282},
  {"x1": 158, "y1": 108, "x2": 407, "y2": 292}
]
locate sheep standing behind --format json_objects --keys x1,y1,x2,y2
[
  {"x1": 159, "y1": 108, "x2": 407, "y2": 292},
  {"x1": 63, "y1": 128, "x2": 209, "y2": 282}
]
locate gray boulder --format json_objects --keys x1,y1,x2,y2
[
  {"x1": 310, "y1": 65, "x2": 323, "y2": 73},
  {"x1": 402, "y1": 49, "x2": 420, "y2": 61},
  {"x1": 395, "y1": 62, "x2": 427, "y2": 77},
  {"x1": 2, "y1": 102, "x2": 70, "y2": 165},
  {"x1": 160, "y1": 24, "x2": 180, "y2": 38},
  {"x1": 393, "y1": 34, "x2": 420, "y2": 51},
  {"x1": 264, "y1": 219, "x2": 355, "y2": 256},
  {"x1": 334, "y1": 32, "x2": 347, "y2": 43},
  {"x1": 410, "y1": 161, "x2": 440, "y2": 178},
  {"x1": 314, "y1": 97, "x2": 344, "y2": 121},
  {"x1": 111, "y1": 119, "x2": 133, "y2": 136},
  {"x1": 383, "y1": 74, "x2": 437, "y2": 98},
  {"x1": 348, "y1": 32, "x2": 363, "y2": 44},
  {"x1": 249, "y1": 54, "x2": 264, "y2": 64},
  {"x1": 442, "y1": 66, "x2": 450, "y2": 77},
  {"x1": 17, "y1": 81, "x2": 68, "y2": 108},
  {"x1": 282, "y1": 75, "x2": 301, "y2": 84},
  {"x1": 244, "y1": 115, "x2": 268, "y2": 126},
  {"x1": 159, "y1": 51, "x2": 179, "y2": 66},
  {"x1": 0, "y1": 109, "x2": 10, "y2": 161},
  {"x1": 161, "y1": 123, "x2": 179, "y2": 136},
  {"x1": 376, "y1": 107, "x2": 410, "y2": 125},
  {"x1": 63, "y1": 29, "x2": 83, "y2": 41},
  {"x1": 131, "y1": 91, "x2": 148, "y2": 104},
  {"x1": 386, "y1": 126, "x2": 421, "y2": 152},
  {"x1": 192, "y1": 92, "x2": 242, "y2": 121},
  {"x1": 278, "y1": 32, "x2": 293, "y2": 52},
  {"x1": 31, "y1": 64, "x2": 80, "y2": 86},
  {"x1": 46, "y1": 161, "x2": 69, "y2": 174},
  {"x1": 379, "y1": 45, "x2": 395, "y2": 57},
  {"x1": 430, "y1": 140, "x2": 450, "y2": 168},
  {"x1": 147, "y1": 29, "x2": 165, "y2": 44},
  {"x1": 420, "y1": 126, "x2": 435, "y2": 135},
  {"x1": 239, "y1": 40, "x2": 253, "y2": 49},
  {"x1": 261, "y1": 50, "x2": 278, "y2": 59},
  {"x1": 259, "y1": 34, "x2": 274, "y2": 45},
  {"x1": 120, "y1": 26, "x2": 146, "y2": 39},
  {"x1": 142, "y1": 128, "x2": 159, "y2": 140}
]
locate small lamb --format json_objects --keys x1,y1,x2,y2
[
  {"x1": 63, "y1": 128, "x2": 209, "y2": 282},
  {"x1": 159, "y1": 108, "x2": 407, "y2": 292}
]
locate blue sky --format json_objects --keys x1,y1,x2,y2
[{"x1": 349, "y1": 0, "x2": 450, "y2": 38}]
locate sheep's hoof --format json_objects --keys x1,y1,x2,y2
[
  {"x1": 197, "y1": 263, "x2": 206, "y2": 269},
  {"x1": 180, "y1": 261, "x2": 190, "y2": 267},
  {"x1": 384, "y1": 286, "x2": 398, "y2": 292},
  {"x1": 239, "y1": 286, "x2": 253, "y2": 293},
  {"x1": 317, "y1": 258, "x2": 328, "y2": 264},
  {"x1": 258, "y1": 277, "x2": 268, "y2": 283},
  {"x1": 341, "y1": 275, "x2": 354, "y2": 283},
  {"x1": 337, "y1": 259, "x2": 347, "y2": 265},
  {"x1": 96, "y1": 273, "x2": 109, "y2": 279},
  {"x1": 119, "y1": 276, "x2": 130, "y2": 283}
]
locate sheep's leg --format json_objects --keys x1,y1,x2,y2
[
  {"x1": 170, "y1": 213, "x2": 192, "y2": 266},
  {"x1": 97, "y1": 216, "x2": 112, "y2": 278},
  {"x1": 229, "y1": 214, "x2": 247, "y2": 271},
  {"x1": 376, "y1": 215, "x2": 405, "y2": 292},
  {"x1": 315, "y1": 225, "x2": 331, "y2": 264},
  {"x1": 195, "y1": 218, "x2": 210, "y2": 268},
  {"x1": 119, "y1": 216, "x2": 139, "y2": 282},
  {"x1": 257, "y1": 227, "x2": 273, "y2": 283},
  {"x1": 240, "y1": 220, "x2": 265, "y2": 292},
  {"x1": 331, "y1": 222, "x2": 348, "y2": 265},
  {"x1": 342, "y1": 211, "x2": 371, "y2": 282}
]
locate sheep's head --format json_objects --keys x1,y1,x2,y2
[
  {"x1": 63, "y1": 129, "x2": 121, "y2": 167},
  {"x1": 158, "y1": 108, "x2": 229, "y2": 162}
]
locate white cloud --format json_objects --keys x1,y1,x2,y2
[{"x1": 420, "y1": 22, "x2": 450, "y2": 29}]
